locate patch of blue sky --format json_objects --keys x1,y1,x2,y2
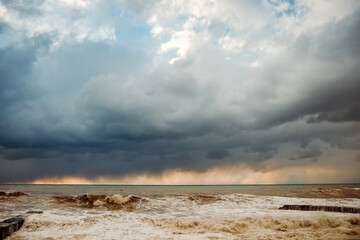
[
  {"x1": 284, "y1": 8, "x2": 296, "y2": 17},
  {"x1": 268, "y1": 0, "x2": 297, "y2": 17},
  {"x1": 108, "y1": 6, "x2": 155, "y2": 50},
  {"x1": 224, "y1": 27, "x2": 231, "y2": 35},
  {"x1": 190, "y1": 16, "x2": 207, "y2": 34},
  {"x1": 115, "y1": 24, "x2": 154, "y2": 49},
  {"x1": 108, "y1": 5, "x2": 124, "y2": 18}
]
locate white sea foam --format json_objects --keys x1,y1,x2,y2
[{"x1": 7, "y1": 207, "x2": 360, "y2": 240}]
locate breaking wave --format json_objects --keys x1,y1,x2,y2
[
  {"x1": 0, "y1": 191, "x2": 28, "y2": 198},
  {"x1": 51, "y1": 194, "x2": 148, "y2": 211},
  {"x1": 8, "y1": 211, "x2": 360, "y2": 240},
  {"x1": 187, "y1": 195, "x2": 222, "y2": 205}
]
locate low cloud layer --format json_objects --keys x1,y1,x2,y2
[{"x1": 0, "y1": 0, "x2": 359, "y2": 183}]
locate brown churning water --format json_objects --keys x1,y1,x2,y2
[{"x1": 0, "y1": 184, "x2": 359, "y2": 239}]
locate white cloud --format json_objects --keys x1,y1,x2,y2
[
  {"x1": 144, "y1": 0, "x2": 360, "y2": 66},
  {"x1": 0, "y1": 2, "x2": 9, "y2": 22},
  {"x1": 148, "y1": 15, "x2": 163, "y2": 36},
  {"x1": 218, "y1": 35, "x2": 245, "y2": 52},
  {"x1": 0, "y1": 1, "x2": 115, "y2": 49},
  {"x1": 58, "y1": 0, "x2": 89, "y2": 8}
]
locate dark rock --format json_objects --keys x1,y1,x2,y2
[
  {"x1": 0, "y1": 215, "x2": 24, "y2": 240},
  {"x1": 0, "y1": 192, "x2": 6, "y2": 197},
  {"x1": 3, "y1": 217, "x2": 24, "y2": 224},
  {"x1": 26, "y1": 211, "x2": 43, "y2": 214},
  {"x1": 279, "y1": 205, "x2": 360, "y2": 214},
  {"x1": 0, "y1": 223, "x2": 11, "y2": 240}
]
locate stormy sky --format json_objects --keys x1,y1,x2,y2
[{"x1": 0, "y1": 0, "x2": 359, "y2": 184}]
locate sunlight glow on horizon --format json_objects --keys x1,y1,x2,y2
[{"x1": 19, "y1": 163, "x2": 352, "y2": 185}]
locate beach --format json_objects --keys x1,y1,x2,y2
[{"x1": 1, "y1": 184, "x2": 360, "y2": 239}]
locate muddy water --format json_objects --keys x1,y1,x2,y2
[{"x1": 1, "y1": 184, "x2": 359, "y2": 239}]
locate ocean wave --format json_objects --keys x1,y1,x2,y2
[
  {"x1": 187, "y1": 195, "x2": 222, "y2": 205},
  {"x1": 51, "y1": 194, "x2": 148, "y2": 211},
  {"x1": 0, "y1": 191, "x2": 29, "y2": 197}
]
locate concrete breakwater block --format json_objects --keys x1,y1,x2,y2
[
  {"x1": 0, "y1": 216, "x2": 24, "y2": 240},
  {"x1": 279, "y1": 205, "x2": 360, "y2": 214}
]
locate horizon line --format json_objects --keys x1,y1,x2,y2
[{"x1": 1, "y1": 182, "x2": 359, "y2": 186}]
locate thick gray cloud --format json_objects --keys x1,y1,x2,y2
[
  {"x1": 0, "y1": 0, "x2": 359, "y2": 183},
  {"x1": 254, "y1": 11, "x2": 360, "y2": 128}
]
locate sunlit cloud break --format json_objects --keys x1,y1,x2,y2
[
  {"x1": 24, "y1": 160, "x2": 359, "y2": 185},
  {"x1": 0, "y1": 0, "x2": 360, "y2": 184}
]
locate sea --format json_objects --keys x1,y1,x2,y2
[{"x1": 1, "y1": 184, "x2": 360, "y2": 239}]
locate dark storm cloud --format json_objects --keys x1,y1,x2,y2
[
  {"x1": 290, "y1": 145, "x2": 322, "y2": 160},
  {"x1": 0, "y1": 22, "x2": 8, "y2": 33},
  {"x1": 0, "y1": 35, "x2": 49, "y2": 149},
  {"x1": 0, "y1": 44, "x2": 35, "y2": 101},
  {"x1": 0, "y1": 39, "x2": 151, "y2": 149},
  {"x1": 307, "y1": 106, "x2": 360, "y2": 123},
  {"x1": 0, "y1": 2, "x2": 359, "y2": 182},
  {"x1": 260, "y1": 11, "x2": 360, "y2": 127},
  {"x1": 207, "y1": 149, "x2": 229, "y2": 160}
]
